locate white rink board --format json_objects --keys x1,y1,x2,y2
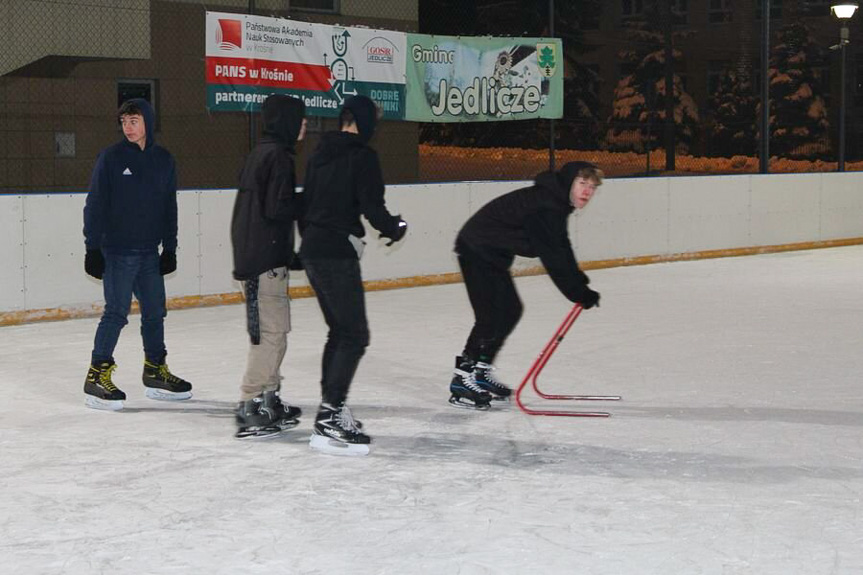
[
  {"x1": 750, "y1": 173, "x2": 822, "y2": 246},
  {"x1": 819, "y1": 173, "x2": 863, "y2": 239},
  {"x1": 3, "y1": 171, "x2": 863, "y2": 315},
  {"x1": 0, "y1": 195, "x2": 25, "y2": 311},
  {"x1": 21, "y1": 194, "x2": 102, "y2": 311}
]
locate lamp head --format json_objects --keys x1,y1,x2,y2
[{"x1": 832, "y1": 2, "x2": 859, "y2": 19}]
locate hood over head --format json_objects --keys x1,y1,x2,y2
[
  {"x1": 261, "y1": 94, "x2": 306, "y2": 148},
  {"x1": 340, "y1": 95, "x2": 378, "y2": 144},
  {"x1": 556, "y1": 161, "x2": 599, "y2": 192},
  {"x1": 119, "y1": 98, "x2": 156, "y2": 149}
]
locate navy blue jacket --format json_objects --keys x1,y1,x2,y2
[{"x1": 83, "y1": 99, "x2": 178, "y2": 254}]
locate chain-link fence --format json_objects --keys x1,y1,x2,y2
[{"x1": 1, "y1": 0, "x2": 862, "y2": 193}]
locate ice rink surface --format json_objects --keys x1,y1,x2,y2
[{"x1": 2, "y1": 246, "x2": 863, "y2": 574}]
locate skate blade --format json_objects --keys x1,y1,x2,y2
[
  {"x1": 309, "y1": 433, "x2": 371, "y2": 456},
  {"x1": 448, "y1": 395, "x2": 491, "y2": 411},
  {"x1": 145, "y1": 388, "x2": 192, "y2": 401},
  {"x1": 235, "y1": 428, "x2": 281, "y2": 440},
  {"x1": 490, "y1": 394, "x2": 511, "y2": 402},
  {"x1": 277, "y1": 419, "x2": 301, "y2": 431},
  {"x1": 85, "y1": 396, "x2": 124, "y2": 411}
]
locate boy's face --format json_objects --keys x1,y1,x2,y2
[
  {"x1": 120, "y1": 113, "x2": 146, "y2": 148},
  {"x1": 570, "y1": 177, "x2": 598, "y2": 209}
]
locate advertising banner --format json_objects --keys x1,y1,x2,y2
[
  {"x1": 405, "y1": 34, "x2": 563, "y2": 122},
  {"x1": 205, "y1": 11, "x2": 406, "y2": 118}
]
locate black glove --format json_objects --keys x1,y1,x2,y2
[
  {"x1": 159, "y1": 250, "x2": 177, "y2": 276},
  {"x1": 84, "y1": 249, "x2": 105, "y2": 280},
  {"x1": 382, "y1": 218, "x2": 407, "y2": 247},
  {"x1": 575, "y1": 287, "x2": 600, "y2": 310},
  {"x1": 289, "y1": 251, "x2": 303, "y2": 271}
]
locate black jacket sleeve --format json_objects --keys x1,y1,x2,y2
[
  {"x1": 263, "y1": 152, "x2": 296, "y2": 223},
  {"x1": 524, "y1": 210, "x2": 589, "y2": 302},
  {"x1": 354, "y1": 148, "x2": 400, "y2": 238}
]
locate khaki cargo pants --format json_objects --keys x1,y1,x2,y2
[{"x1": 240, "y1": 267, "x2": 291, "y2": 400}]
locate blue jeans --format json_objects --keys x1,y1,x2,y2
[
  {"x1": 303, "y1": 258, "x2": 370, "y2": 406},
  {"x1": 91, "y1": 250, "x2": 167, "y2": 364}
]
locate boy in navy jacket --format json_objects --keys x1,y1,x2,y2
[{"x1": 82, "y1": 98, "x2": 192, "y2": 410}]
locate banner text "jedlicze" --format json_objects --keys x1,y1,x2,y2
[{"x1": 431, "y1": 77, "x2": 541, "y2": 117}]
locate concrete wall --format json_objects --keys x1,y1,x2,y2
[{"x1": 3, "y1": 172, "x2": 863, "y2": 324}]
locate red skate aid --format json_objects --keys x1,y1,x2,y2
[{"x1": 516, "y1": 304, "x2": 621, "y2": 417}]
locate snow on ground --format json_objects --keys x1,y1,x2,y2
[{"x1": 2, "y1": 247, "x2": 863, "y2": 574}]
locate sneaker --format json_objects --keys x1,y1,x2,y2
[
  {"x1": 261, "y1": 390, "x2": 301, "y2": 431},
  {"x1": 448, "y1": 356, "x2": 492, "y2": 410},
  {"x1": 309, "y1": 403, "x2": 371, "y2": 456},
  {"x1": 84, "y1": 360, "x2": 125, "y2": 411},
  {"x1": 235, "y1": 396, "x2": 281, "y2": 440},
  {"x1": 142, "y1": 359, "x2": 193, "y2": 401},
  {"x1": 473, "y1": 361, "x2": 512, "y2": 400}
]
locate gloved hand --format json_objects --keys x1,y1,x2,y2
[
  {"x1": 382, "y1": 217, "x2": 407, "y2": 247},
  {"x1": 575, "y1": 287, "x2": 600, "y2": 310},
  {"x1": 159, "y1": 250, "x2": 177, "y2": 276},
  {"x1": 289, "y1": 251, "x2": 303, "y2": 271},
  {"x1": 84, "y1": 249, "x2": 105, "y2": 280}
]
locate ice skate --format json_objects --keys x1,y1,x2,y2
[
  {"x1": 142, "y1": 359, "x2": 193, "y2": 401},
  {"x1": 474, "y1": 361, "x2": 512, "y2": 401},
  {"x1": 84, "y1": 360, "x2": 125, "y2": 411},
  {"x1": 309, "y1": 403, "x2": 371, "y2": 456},
  {"x1": 448, "y1": 356, "x2": 492, "y2": 410},
  {"x1": 261, "y1": 390, "x2": 301, "y2": 431},
  {"x1": 234, "y1": 396, "x2": 281, "y2": 440}
]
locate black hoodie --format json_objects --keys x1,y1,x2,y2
[
  {"x1": 456, "y1": 163, "x2": 591, "y2": 302},
  {"x1": 231, "y1": 95, "x2": 305, "y2": 280},
  {"x1": 298, "y1": 130, "x2": 402, "y2": 259}
]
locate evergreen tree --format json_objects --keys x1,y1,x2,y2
[
  {"x1": 605, "y1": 19, "x2": 699, "y2": 154},
  {"x1": 708, "y1": 68, "x2": 757, "y2": 157},
  {"x1": 765, "y1": 21, "x2": 829, "y2": 158}
]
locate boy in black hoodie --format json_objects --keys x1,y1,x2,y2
[
  {"x1": 231, "y1": 94, "x2": 307, "y2": 439},
  {"x1": 449, "y1": 162, "x2": 603, "y2": 410},
  {"x1": 82, "y1": 98, "x2": 192, "y2": 411},
  {"x1": 299, "y1": 95, "x2": 407, "y2": 455}
]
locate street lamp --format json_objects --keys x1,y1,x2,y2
[{"x1": 831, "y1": 2, "x2": 859, "y2": 171}]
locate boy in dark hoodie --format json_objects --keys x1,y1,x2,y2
[
  {"x1": 448, "y1": 161, "x2": 603, "y2": 410},
  {"x1": 231, "y1": 94, "x2": 307, "y2": 439},
  {"x1": 82, "y1": 98, "x2": 192, "y2": 411},
  {"x1": 299, "y1": 95, "x2": 407, "y2": 456}
]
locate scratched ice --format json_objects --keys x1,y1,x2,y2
[{"x1": 2, "y1": 247, "x2": 862, "y2": 574}]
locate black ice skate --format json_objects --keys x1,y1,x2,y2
[
  {"x1": 142, "y1": 359, "x2": 193, "y2": 401},
  {"x1": 84, "y1": 360, "x2": 126, "y2": 411},
  {"x1": 474, "y1": 361, "x2": 512, "y2": 401},
  {"x1": 235, "y1": 396, "x2": 282, "y2": 440},
  {"x1": 309, "y1": 403, "x2": 371, "y2": 456},
  {"x1": 261, "y1": 390, "x2": 301, "y2": 431},
  {"x1": 448, "y1": 356, "x2": 492, "y2": 410}
]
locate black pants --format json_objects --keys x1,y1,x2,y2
[
  {"x1": 458, "y1": 251, "x2": 523, "y2": 363},
  {"x1": 303, "y1": 257, "x2": 370, "y2": 406}
]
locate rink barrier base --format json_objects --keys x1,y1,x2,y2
[{"x1": 3, "y1": 236, "x2": 863, "y2": 327}]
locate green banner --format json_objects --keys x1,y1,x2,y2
[{"x1": 405, "y1": 34, "x2": 563, "y2": 123}]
